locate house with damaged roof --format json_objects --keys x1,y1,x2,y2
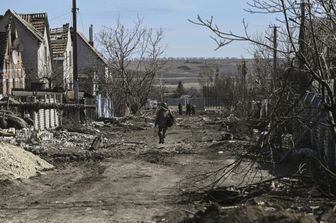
[
  {"x1": 50, "y1": 23, "x2": 73, "y2": 91},
  {"x1": 50, "y1": 24, "x2": 109, "y2": 96},
  {"x1": 0, "y1": 10, "x2": 62, "y2": 130},
  {"x1": 0, "y1": 10, "x2": 53, "y2": 90},
  {"x1": 0, "y1": 10, "x2": 112, "y2": 120}
]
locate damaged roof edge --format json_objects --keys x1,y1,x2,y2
[
  {"x1": 43, "y1": 13, "x2": 53, "y2": 63},
  {"x1": 50, "y1": 24, "x2": 70, "y2": 58},
  {"x1": 7, "y1": 10, "x2": 53, "y2": 62},
  {"x1": 7, "y1": 10, "x2": 44, "y2": 42}
]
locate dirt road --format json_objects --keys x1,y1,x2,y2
[
  {"x1": 0, "y1": 114, "x2": 331, "y2": 223},
  {"x1": 0, "y1": 115, "x2": 233, "y2": 222}
]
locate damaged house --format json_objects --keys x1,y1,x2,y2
[
  {"x1": 0, "y1": 10, "x2": 112, "y2": 126},
  {"x1": 0, "y1": 10, "x2": 53, "y2": 90},
  {"x1": 0, "y1": 20, "x2": 25, "y2": 95},
  {"x1": 50, "y1": 23, "x2": 73, "y2": 91},
  {"x1": 0, "y1": 10, "x2": 62, "y2": 130}
]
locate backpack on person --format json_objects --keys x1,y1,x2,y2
[{"x1": 166, "y1": 112, "x2": 175, "y2": 127}]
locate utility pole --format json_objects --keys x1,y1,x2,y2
[
  {"x1": 72, "y1": 0, "x2": 79, "y2": 104},
  {"x1": 298, "y1": 0, "x2": 306, "y2": 68},
  {"x1": 241, "y1": 60, "x2": 247, "y2": 103},
  {"x1": 271, "y1": 25, "x2": 278, "y2": 90}
]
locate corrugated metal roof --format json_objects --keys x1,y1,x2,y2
[
  {"x1": 0, "y1": 32, "x2": 8, "y2": 71},
  {"x1": 50, "y1": 24, "x2": 69, "y2": 59}
]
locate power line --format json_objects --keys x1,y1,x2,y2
[
  {"x1": 49, "y1": 12, "x2": 71, "y2": 21},
  {"x1": 77, "y1": 10, "x2": 86, "y2": 33}
]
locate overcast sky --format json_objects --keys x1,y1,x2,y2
[{"x1": 1, "y1": 0, "x2": 277, "y2": 58}]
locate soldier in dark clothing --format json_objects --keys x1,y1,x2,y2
[
  {"x1": 178, "y1": 103, "x2": 183, "y2": 115},
  {"x1": 155, "y1": 102, "x2": 174, "y2": 144},
  {"x1": 186, "y1": 103, "x2": 191, "y2": 115},
  {"x1": 191, "y1": 105, "x2": 196, "y2": 115}
]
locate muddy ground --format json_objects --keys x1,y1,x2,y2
[{"x1": 0, "y1": 112, "x2": 335, "y2": 222}]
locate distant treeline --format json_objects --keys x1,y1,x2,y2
[{"x1": 124, "y1": 57, "x2": 254, "y2": 62}]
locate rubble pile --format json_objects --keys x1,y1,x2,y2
[
  {"x1": 0, "y1": 117, "x2": 160, "y2": 164},
  {"x1": 0, "y1": 142, "x2": 53, "y2": 180},
  {"x1": 100, "y1": 115, "x2": 153, "y2": 131}
]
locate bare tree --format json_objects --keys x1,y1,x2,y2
[
  {"x1": 97, "y1": 17, "x2": 165, "y2": 115},
  {"x1": 190, "y1": 0, "x2": 336, "y2": 176}
]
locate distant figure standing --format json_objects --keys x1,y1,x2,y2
[
  {"x1": 155, "y1": 102, "x2": 174, "y2": 144},
  {"x1": 191, "y1": 105, "x2": 196, "y2": 115},
  {"x1": 186, "y1": 103, "x2": 191, "y2": 115},
  {"x1": 178, "y1": 103, "x2": 183, "y2": 115}
]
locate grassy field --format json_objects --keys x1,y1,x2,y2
[{"x1": 154, "y1": 58, "x2": 253, "y2": 89}]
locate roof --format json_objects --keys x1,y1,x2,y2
[
  {"x1": 18, "y1": 13, "x2": 47, "y2": 36},
  {"x1": 0, "y1": 32, "x2": 8, "y2": 71},
  {"x1": 76, "y1": 30, "x2": 107, "y2": 65},
  {"x1": 50, "y1": 24, "x2": 69, "y2": 59},
  {"x1": 13, "y1": 11, "x2": 53, "y2": 62},
  {"x1": 5, "y1": 10, "x2": 43, "y2": 42}
]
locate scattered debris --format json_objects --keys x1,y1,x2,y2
[
  {"x1": 0, "y1": 112, "x2": 28, "y2": 129},
  {"x1": 221, "y1": 131, "x2": 234, "y2": 140},
  {"x1": 0, "y1": 129, "x2": 15, "y2": 137},
  {"x1": 36, "y1": 131, "x2": 54, "y2": 141},
  {"x1": 182, "y1": 204, "x2": 317, "y2": 223},
  {"x1": 89, "y1": 135, "x2": 102, "y2": 150},
  {"x1": 0, "y1": 110, "x2": 333, "y2": 222}
]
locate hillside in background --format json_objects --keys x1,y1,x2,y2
[{"x1": 155, "y1": 58, "x2": 253, "y2": 90}]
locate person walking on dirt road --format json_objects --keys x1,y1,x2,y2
[{"x1": 155, "y1": 102, "x2": 174, "y2": 144}]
